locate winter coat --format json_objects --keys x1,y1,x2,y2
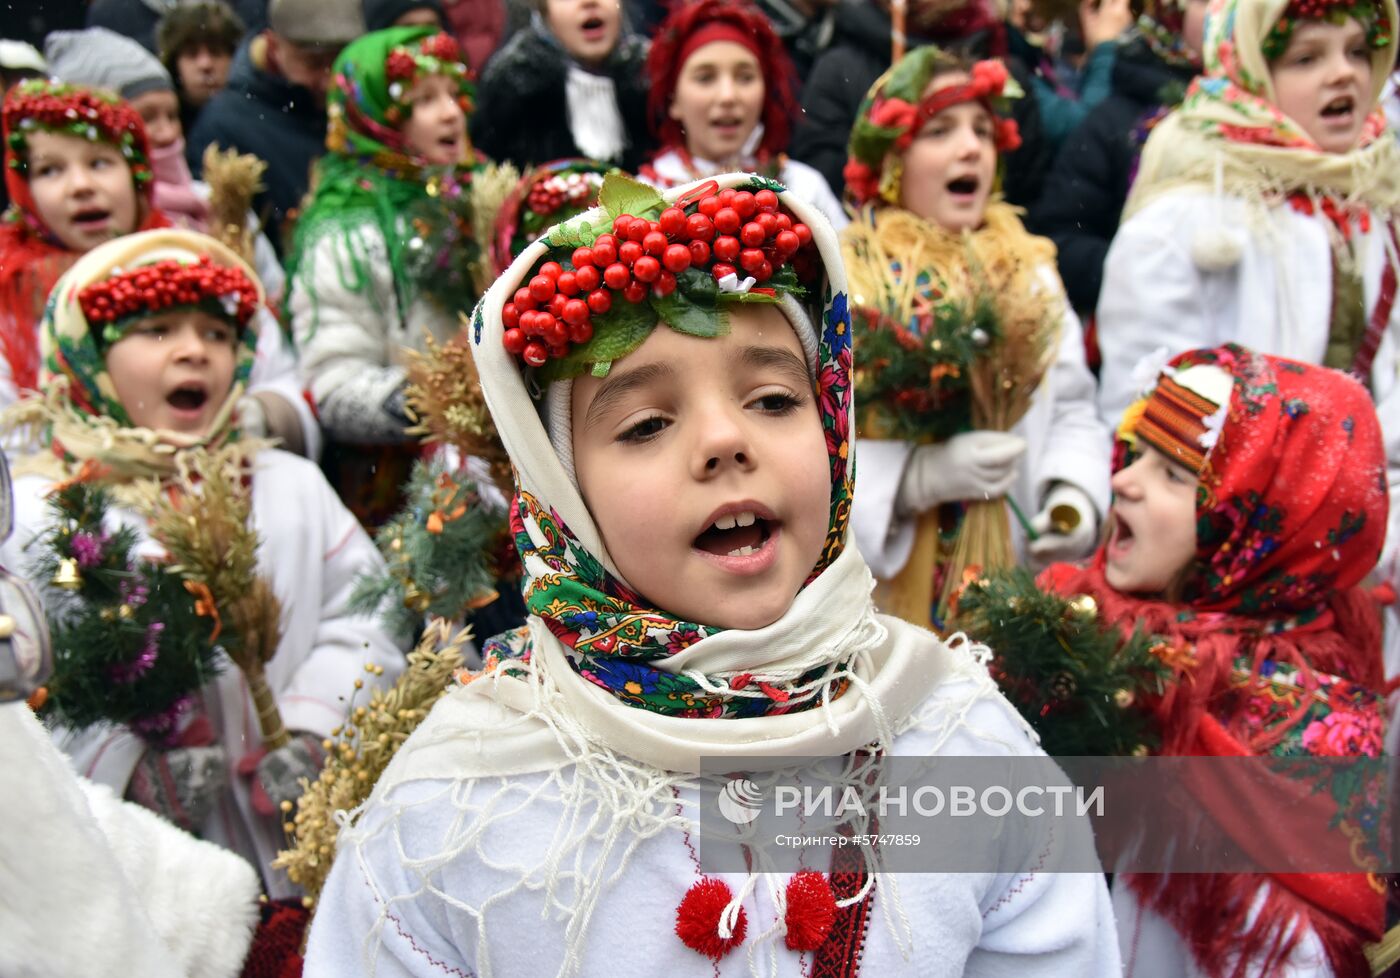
[
  {"x1": 853, "y1": 268, "x2": 1111, "y2": 577},
  {"x1": 4, "y1": 449, "x2": 409, "y2": 897},
  {"x1": 1006, "y1": 27, "x2": 1119, "y2": 151},
  {"x1": 469, "y1": 25, "x2": 653, "y2": 172},
  {"x1": 289, "y1": 221, "x2": 460, "y2": 445},
  {"x1": 0, "y1": 703, "x2": 261, "y2": 978},
  {"x1": 789, "y1": 0, "x2": 1049, "y2": 208},
  {"x1": 187, "y1": 37, "x2": 327, "y2": 251},
  {"x1": 1027, "y1": 37, "x2": 1196, "y2": 315}
]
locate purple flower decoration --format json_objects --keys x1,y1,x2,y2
[
  {"x1": 69, "y1": 530, "x2": 107, "y2": 569},
  {"x1": 108, "y1": 621, "x2": 164, "y2": 683}
]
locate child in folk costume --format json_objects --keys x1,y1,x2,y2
[
  {"x1": 0, "y1": 80, "x2": 317, "y2": 455},
  {"x1": 287, "y1": 26, "x2": 485, "y2": 525},
  {"x1": 1095, "y1": 0, "x2": 1400, "y2": 625},
  {"x1": 839, "y1": 48, "x2": 1110, "y2": 598},
  {"x1": 0, "y1": 229, "x2": 407, "y2": 896},
  {"x1": 637, "y1": 0, "x2": 847, "y2": 232},
  {"x1": 302, "y1": 174, "x2": 1120, "y2": 976},
  {"x1": 1044, "y1": 345, "x2": 1388, "y2": 977}
]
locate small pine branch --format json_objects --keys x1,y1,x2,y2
[{"x1": 951, "y1": 567, "x2": 1170, "y2": 756}]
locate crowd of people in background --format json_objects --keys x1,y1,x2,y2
[{"x1": 3, "y1": 0, "x2": 1400, "y2": 974}]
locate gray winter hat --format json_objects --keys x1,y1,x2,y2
[
  {"x1": 45, "y1": 27, "x2": 174, "y2": 100},
  {"x1": 268, "y1": 0, "x2": 366, "y2": 47}
]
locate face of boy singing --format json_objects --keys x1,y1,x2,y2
[
  {"x1": 669, "y1": 40, "x2": 765, "y2": 164},
  {"x1": 1104, "y1": 444, "x2": 1199, "y2": 595},
  {"x1": 1270, "y1": 17, "x2": 1374, "y2": 153},
  {"x1": 571, "y1": 304, "x2": 831, "y2": 631},
  {"x1": 400, "y1": 74, "x2": 468, "y2": 165},
  {"x1": 105, "y1": 309, "x2": 238, "y2": 436},
  {"x1": 899, "y1": 73, "x2": 996, "y2": 232},
  {"x1": 544, "y1": 0, "x2": 621, "y2": 69},
  {"x1": 26, "y1": 130, "x2": 140, "y2": 253}
]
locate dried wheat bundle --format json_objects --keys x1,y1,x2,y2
[
  {"x1": 201, "y1": 144, "x2": 267, "y2": 264},
  {"x1": 149, "y1": 445, "x2": 289, "y2": 748},
  {"x1": 404, "y1": 329, "x2": 512, "y2": 494},
  {"x1": 272, "y1": 620, "x2": 472, "y2": 907},
  {"x1": 468, "y1": 159, "x2": 521, "y2": 290}
]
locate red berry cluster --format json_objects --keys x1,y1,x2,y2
[
  {"x1": 78, "y1": 257, "x2": 260, "y2": 329},
  {"x1": 386, "y1": 49, "x2": 419, "y2": 81},
  {"x1": 527, "y1": 172, "x2": 598, "y2": 216},
  {"x1": 502, "y1": 187, "x2": 815, "y2": 368},
  {"x1": 3, "y1": 80, "x2": 151, "y2": 186}
]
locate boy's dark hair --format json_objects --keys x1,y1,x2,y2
[{"x1": 157, "y1": 1, "x2": 247, "y2": 68}]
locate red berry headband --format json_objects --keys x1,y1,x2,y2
[
  {"x1": 3, "y1": 79, "x2": 153, "y2": 189},
  {"x1": 500, "y1": 174, "x2": 818, "y2": 381},
  {"x1": 78, "y1": 256, "x2": 261, "y2": 347}
]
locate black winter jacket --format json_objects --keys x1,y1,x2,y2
[
  {"x1": 187, "y1": 37, "x2": 328, "y2": 253},
  {"x1": 1026, "y1": 37, "x2": 1196, "y2": 315},
  {"x1": 789, "y1": 0, "x2": 1049, "y2": 208},
  {"x1": 470, "y1": 25, "x2": 653, "y2": 172}
]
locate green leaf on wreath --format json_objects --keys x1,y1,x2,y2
[
  {"x1": 849, "y1": 121, "x2": 904, "y2": 165},
  {"x1": 536, "y1": 294, "x2": 657, "y2": 383},
  {"x1": 653, "y1": 284, "x2": 722, "y2": 338},
  {"x1": 545, "y1": 214, "x2": 605, "y2": 250},
  {"x1": 598, "y1": 173, "x2": 665, "y2": 223},
  {"x1": 740, "y1": 175, "x2": 789, "y2": 194}
]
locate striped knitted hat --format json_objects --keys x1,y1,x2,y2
[{"x1": 1134, "y1": 364, "x2": 1234, "y2": 472}]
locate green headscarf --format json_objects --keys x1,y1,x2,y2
[{"x1": 286, "y1": 25, "x2": 480, "y2": 332}]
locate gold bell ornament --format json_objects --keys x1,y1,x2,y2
[{"x1": 52, "y1": 558, "x2": 83, "y2": 591}]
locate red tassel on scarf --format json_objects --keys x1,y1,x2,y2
[
  {"x1": 675, "y1": 877, "x2": 746, "y2": 960},
  {"x1": 784, "y1": 871, "x2": 837, "y2": 950}
]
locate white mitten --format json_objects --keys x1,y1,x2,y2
[
  {"x1": 1028, "y1": 482, "x2": 1099, "y2": 567},
  {"x1": 895, "y1": 431, "x2": 1027, "y2": 515}
]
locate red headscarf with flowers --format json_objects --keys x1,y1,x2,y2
[
  {"x1": 843, "y1": 47, "x2": 1021, "y2": 208},
  {"x1": 1042, "y1": 345, "x2": 1387, "y2": 978},
  {"x1": 0, "y1": 80, "x2": 167, "y2": 395},
  {"x1": 645, "y1": 0, "x2": 800, "y2": 161}
]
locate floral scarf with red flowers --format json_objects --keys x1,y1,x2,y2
[
  {"x1": 1043, "y1": 344, "x2": 1388, "y2": 978},
  {"x1": 842, "y1": 46, "x2": 1022, "y2": 208},
  {"x1": 1125, "y1": 0, "x2": 1400, "y2": 221},
  {"x1": 0, "y1": 80, "x2": 167, "y2": 396}
]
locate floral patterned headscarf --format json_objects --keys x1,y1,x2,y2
[
  {"x1": 12, "y1": 230, "x2": 261, "y2": 484},
  {"x1": 470, "y1": 173, "x2": 860, "y2": 720},
  {"x1": 1125, "y1": 0, "x2": 1400, "y2": 217}
]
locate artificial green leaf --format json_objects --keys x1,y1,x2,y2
[
  {"x1": 884, "y1": 56, "x2": 932, "y2": 103},
  {"x1": 741, "y1": 175, "x2": 789, "y2": 194},
  {"x1": 675, "y1": 265, "x2": 718, "y2": 304},
  {"x1": 545, "y1": 214, "x2": 606, "y2": 250},
  {"x1": 598, "y1": 173, "x2": 665, "y2": 223},
  {"x1": 653, "y1": 288, "x2": 724, "y2": 338},
  {"x1": 536, "y1": 294, "x2": 657, "y2": 383},
  {"x1": 717, "y1": 290, "x2": 781, "y2": 306},
  {"x1": 849, "y1": 121, "x2": 903, "y2": 165}
]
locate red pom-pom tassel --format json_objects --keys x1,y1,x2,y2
[
  {"x1": 675, "y1": 877, "x2": 746, "y2": 960},
  {"x1": 784, "y1": 871, "x2": 836, "y2": 951}
]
